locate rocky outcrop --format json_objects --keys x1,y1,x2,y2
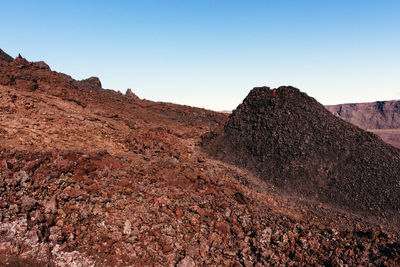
[
  {"x1": 203, "y1": 86, "x2": 400, "y2": 225},
  {"x1": 125, "y1": 88, "x2": 139, "y2": 99},
  {"x1": 326, "y1": 100, "x2": 400, "y2": 129},
  {"x1": 78, "y1": 76, "x2": 102, "y2": 91},
  {"x1": 33, "y1": 61, "x2": 50, "y2": 70}
]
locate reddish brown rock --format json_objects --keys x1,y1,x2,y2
[
  {"x1": 0, "y1": 49, "x2": 13, "y2": 62},
  {"x1": 215, "y1": 221, "x2": 231, "y2": 235},
  {"x1": 177, "y1": 256, "x2": 195, "y2": 267},
  {"x1": 0, "y1": 49, "x2": 399, "y2": 266}
]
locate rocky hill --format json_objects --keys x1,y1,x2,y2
[
  {"x1": 1, "y1": 50, "x2": 399, "y2": 266},
  {"x1": 202, "y1": 86, "x2": 400, "y2": 226}
]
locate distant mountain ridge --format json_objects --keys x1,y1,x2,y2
[{"x1": 326, "y1": 100, "x2": 400, "y2": 129}]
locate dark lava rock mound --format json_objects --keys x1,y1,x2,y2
[{"x1": 202, "y1": 86, "x2": 400, "y2": 226}]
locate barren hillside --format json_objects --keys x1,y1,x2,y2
[{"x1": 0, "y1": 50, "x2": 399, "y2": 266}]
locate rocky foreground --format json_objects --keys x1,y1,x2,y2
[{"x1": 0, "y1": 50, "x2": 399, "y2": 266}]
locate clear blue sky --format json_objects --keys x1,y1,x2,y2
[{"x1": 1, "y1": 0, "x2": 399, "y2": 110}]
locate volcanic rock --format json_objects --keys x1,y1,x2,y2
[
  {"x1": 1, "y1": 48, "x2": 400, "y2": 266},
  {"x1": 202, "y1": 86, "x2": 400, "y2": 225},
  {"x1": 33, "y1": 61, "x2": 51, "y2": 70},
  {"x1": 177, "y1": 256, "x2": 195, "y2": 267},
  {"x1": 0, "y1": 49, "x2": 13, "y2": 62},
  {"x1": 79, "y1": 76, "x2": 102, "y2": 91},
  {"x1": 126, "y1": 88, "x2": 139, "y2": 99}
]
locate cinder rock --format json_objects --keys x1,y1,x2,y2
[
  {"x1": 199, "y1": 240, "x2": 209, "y2": 258},
  {"x1": 20, "y1": 196, "x2": 37, "y2": 212},
  {"x1": 43, "y1": 198, "x2": 57, "y2": 214},
  {"x1": 215, "y1": 221, "x2": 230, "y2": 235},
  {"x1": 177, "y1": 256, "x2": 195, "y2": 267},
  {"x1": 7, "y1": 171, "x2": 29, "y2": 187},
  {"x1": 123, "y1": 220, "x2": 131, "y2": 235}
]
